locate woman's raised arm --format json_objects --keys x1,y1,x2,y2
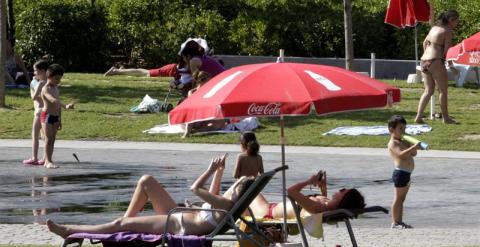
[
  {"x1": 190, "y1": 156, "x2": 233, "y2": 210},
  {"x1": 209, "y1": 154, "x2": 227, "y2": 195},
  {"x1": 287, "y1": 175, "x2": 327, "y2": 214}
]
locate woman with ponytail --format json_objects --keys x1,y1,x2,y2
[
  {"x1": 415, "y1": 9, "x2": 460, "y2": 124},
  {"x1": 233, "y1": 131, "x2": 264, "y2": 179}
]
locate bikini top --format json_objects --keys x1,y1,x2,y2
[{"x1": 199, "y1": 203, "x2": 219, "y2": 227}]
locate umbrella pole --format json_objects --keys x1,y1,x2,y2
[
  {"x1": 280, "y1": 115, "x2": 288, "y2": 241},
  {"x1": 415, "y1": 25, "x2": 419, "y2": 66}
]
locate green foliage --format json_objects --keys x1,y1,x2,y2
[
  {"x1": 431, "y1": 0, "x2": 480, "y2": 43},
  {"x1": 15, "y1": 0, "x2": 110, "y2": 72},
  {"x1": 106, "y1": 0, "x2": 167, "y2": 67},
  {"x1": 228, "y1": 14, "x2": 269, "y2": 55},
  {"x1": 158, "y1": 6, "x2": 229, "y2": 63},
  {"x1": 11, "y1": 0, "x2": 480, "y2": 71},
  {"x1": 105, "y1": 0, "x2": 229, "y2": 67}
]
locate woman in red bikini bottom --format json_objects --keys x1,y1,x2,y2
[{"x1": 249, "y1": 170, "x2": 365, "y2": 219}]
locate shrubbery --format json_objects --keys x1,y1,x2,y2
[
  {"x1": 106, "y1": 0, "x2": 166, "y2": 68},
  {"x1": 12, "y1": 0, "x2": 480, "y2": 72},
  {"x1": 15, "y1": 0, "x2": 110, "y2": 72}
]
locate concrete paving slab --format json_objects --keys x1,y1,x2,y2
[{"x1": 0, "y1": 139, "x2": 479, "y2": 246}]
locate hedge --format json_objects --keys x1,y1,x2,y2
[
  {"x1": 12, "y1": 0, "x2": 480, "y2": 72},
  {"x1": 15, "y1": 0, "x2": 110, "y2": 72}
]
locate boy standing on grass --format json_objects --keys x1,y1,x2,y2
[
  {"x1": 387, "y1": 115, "x2": 420, "y2": 229},
  {"x1": 23, "y1": 60, "x2": 49, "y2": 166},
  {"x1": 40, "y1": 64, "x2": 74, "y2": 169}
]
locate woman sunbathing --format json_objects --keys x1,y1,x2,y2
[
  {"x1": 250, "y1": 170, "x2": 365, "y2": 219},
  {"x1": 47, "y1": 155, "x2": 254, "y2": 237}
]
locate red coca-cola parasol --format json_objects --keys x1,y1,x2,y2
[
  {"x1": 169, "y1": 62, "x2": 401, "y2": 240},
  {"x1": 446, "y1": 32, "x2": 480, "y2": 66},
  {"x1": 169, "y1": 63, "x2": 400, "y2": 124},
  {"x1": 385, "y1": 0, "x2": 430, "y2": 28}
]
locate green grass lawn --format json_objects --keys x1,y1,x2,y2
[{"x1": 1, "y1": 73, "x2": 479, "y2": 151}]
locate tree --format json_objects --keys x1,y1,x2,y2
[
  {"x1": 344, "y1": 0, "x2": 354, "y2": 70},
  {"x1": 0, "y1": 0, "x2": 7, "y2": 108},
  {"x1": 6, "y1": 0, "x2": 12, "y2": 44}
]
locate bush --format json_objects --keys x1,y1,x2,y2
[
  {"x1": 106, "y1": 0, "x2": 229, "y2": 67},
  {"x1": 105, "y1": 0, "x2": 167, "y2": 67},
  {"x1": 228, "y1": 0, "x2": 344, "y2": 57},
  {"x1": 13, "y1": 0, "x2": 480, "y2": 72},
  {"x1": 15, "y1": 0, "x2": 110, "y2": 72}
]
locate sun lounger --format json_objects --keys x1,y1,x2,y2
[
  {"x1": 231, "y1": 196, "x2": 388, "y2": 247},
  {"x1": 288, "y1": 196, "x2": 389, "y2": 247},
  {"x1": 62, "y1": 166, "x2": 288, "y2": 247}
]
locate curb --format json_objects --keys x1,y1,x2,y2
[{"x1": 2, "y1": 139, "x2": 480, "y2": 159}]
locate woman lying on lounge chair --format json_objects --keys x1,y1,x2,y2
[
  {"x1": 250, "y1": 170, "x2": 365, "y2": 219},
  {"x1": 47, "y1": 155, "x2": 254, "y2": 238}
]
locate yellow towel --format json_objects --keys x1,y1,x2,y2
[{"x1": 241, "y1": 213, "x2": 324, "y2": 239}]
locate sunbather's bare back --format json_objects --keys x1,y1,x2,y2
[{"x1": 233, "y1": 153, "x2": 263, "y2": 178}]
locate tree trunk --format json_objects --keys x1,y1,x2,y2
[
  {"x1": 0, "y1": 0, "x2": 6, "y2": 108},
  {"x1": 6, "y1": 0, "x2": 13, "y2": 44},
  {"x1": 344, "y1": 0, "x2": 354, "y2": 71}
]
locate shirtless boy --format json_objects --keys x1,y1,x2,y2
[
  {"x1": 41, "y1": 64, "x2": 74, "y2": 169},
  {"x1": 387, "y1": 115, "x2": 420, "y2": 229}
]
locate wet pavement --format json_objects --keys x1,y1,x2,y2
[{"x1": 1, "y1": 139, "x2": 479, "y2": 230}]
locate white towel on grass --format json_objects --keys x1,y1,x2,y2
[
  {"x1": 143, "y1": 117, "x2": 259, "y2": 134},
  {"x1": 323, "y1": 124, "x2": 432, "y2": 136}
]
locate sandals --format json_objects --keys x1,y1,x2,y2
[{"x1": 23, "y1": 158, "x2": 45, "y2": 166}]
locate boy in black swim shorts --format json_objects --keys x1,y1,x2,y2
[
  {"x1": 40, "y1": 64, "x2": 74, "y2": 169},
  {"x1": 387, "y1": 116, "x2": 421, "y2": 229}
]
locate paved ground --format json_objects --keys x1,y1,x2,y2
[{"x1": 0, "y1": 139, "x2": 479, "y2": 246}]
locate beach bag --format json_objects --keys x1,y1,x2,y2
[
  {"x1": 235, "y1": 223, "x2": 284, "y2": 247},
  {"x1": 131, "y1": 94, "x2": 160, "y2": 113}
]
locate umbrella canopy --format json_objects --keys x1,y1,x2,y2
[
  {"x1": 446, "y1": 32, "x2": 480, "y2": 66},
  {"x1": 384, "y1": 0, "x2": 431, "y2": 64},
  {"x1": 169, "y1": 63, "x2": 400, "y2": 125},
  {"x1": 384, "y1": 0, "x2": 430, "y2": 28}
]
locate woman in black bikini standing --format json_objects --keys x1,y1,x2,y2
[{"x1": 415, "y1": 10, "x2": 459, "y2": 124}]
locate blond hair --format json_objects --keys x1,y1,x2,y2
[{"x1": 192, "y1": 70, "x2": 211, "y2": 88}]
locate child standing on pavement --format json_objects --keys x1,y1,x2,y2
[
  {"x1": 233, "y1": 131, "x2": 264, "y2": 178},
  {"x1": 41, "y1": 64, "x2": 74, "y2": 169},
  {"x1": 387, "y1": 115, "x2": 420, "y2": 229},
  {"x1": 23, "y1": 60, "x2": 49, "y2": 165}
]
